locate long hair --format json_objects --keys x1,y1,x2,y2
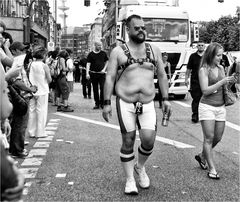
[{"x1": 200, "y1": 42, "x2": 223, "y2": 70}]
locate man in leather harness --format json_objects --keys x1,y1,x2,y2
[{"x1": 102, "y1": 14, "x2": 171, "y2": 195}]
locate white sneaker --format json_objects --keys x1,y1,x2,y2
[
  {"x1": 124, "y1": 178, "x2": 138, "y2": 195},
  {"x1": 134, "y1": 163, "x2": 150, "y2": 189}
]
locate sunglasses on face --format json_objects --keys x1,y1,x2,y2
[{"x1": 134, "y1": 26, "x2": 146, "y2": 31}]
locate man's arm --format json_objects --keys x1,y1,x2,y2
[
  {"x1": 185, "y1": 54, "x2": 193, "y2": 86},
  {"x1": 153, "y1": 45, "x2": 171, "y2": 112},
  {"x1": 102, "y1": 47, "x2": 119, "y2": 122},
  {"x1": 86, "y1": 62, "x2": 91, "y2": 79},
  {"x1": 154, "y1": 46, "x2": 169, "y2": 99}
]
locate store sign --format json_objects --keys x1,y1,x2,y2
[{"x1": 47, "y1": 42, "x2": 54, "y2": 51}]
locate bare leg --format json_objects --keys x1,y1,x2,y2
[
  {"x1": 212, "y1": 121, "x2": 225, "y2": 148},
  {"x1": 120, "y1": 131, "x2": 136, "y2": 180},
  {"x1": 201, "y1": 120, "x2": 217, "y2": 173},
  {"x1": 137, "y1": 129, "x2": 156, "y2": 168}
]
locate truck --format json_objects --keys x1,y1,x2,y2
[{"x1": 102, "y1": 0, "x2": 198, "y2": 99}]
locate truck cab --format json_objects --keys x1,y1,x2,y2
[{"x1": 117, "y1": 4, "x2": 192, "y2": 99}]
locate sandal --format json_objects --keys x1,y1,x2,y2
[
  {"x1": 208, "y1": 172, "x2": 220, "y2": 180},
  {"x1": 195, "y1": 155, "x2": 207, "y2": 170}
]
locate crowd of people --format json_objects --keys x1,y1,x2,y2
[{"x1": 1, "y1": 13, "x2": 240, "y2": 200}]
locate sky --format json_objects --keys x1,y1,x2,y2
[{"x1": 54, "y1": 0, "x2": 240, "y2": 27}]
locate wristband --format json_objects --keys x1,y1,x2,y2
[
  {"x1": 162, "y1": 97, "x2": 169, "y2": 101},
  {"x1": 104, "y1": 100, "x2": 111, "y2": 105}
]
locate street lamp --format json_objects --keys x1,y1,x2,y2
[{"x1": 25, "y1": 0, "x2": 37, "y2": 43}]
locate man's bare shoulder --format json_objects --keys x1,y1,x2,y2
[{"x1": 109, "y1": 45, "x2": 125, "y2": 58}]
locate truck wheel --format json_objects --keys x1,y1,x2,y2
[{"x1": 174, "y1": 94, "x2": 186, "y2": 99}]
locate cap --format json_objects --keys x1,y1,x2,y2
[{"x1": 10, "y1": 41, "x2": 28, "y2": 51}]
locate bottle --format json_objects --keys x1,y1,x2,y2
[{"x1": 162, "y1": 106, "x2": 170, "y2": 127}]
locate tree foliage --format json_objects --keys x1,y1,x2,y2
[{"x1": 199, "y1": 15, "x2": 240, "y2": 51}]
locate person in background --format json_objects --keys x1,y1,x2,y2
[
  {"x1": 74, "y1": 56, "x2": 81, "y2": 83},
  {"x1": 86, "y1": 41, "x2": 108, "y2": 109},
  {"x1": 158, "y1": 52, "x2": 171, "y2": 108},
  {"x1": 196, "y1": 42, "x2": 236, "y2": 179},
  {"x1": 0, "y1": 21, "x2": 13, "y2": 72},
  {"x1": 66, "y1": 48, "x2": 75, "y2": 92},
  {"x1": 102, "y1": 14, "x2": 171, "y2": 195},
  {"x1": 55, "y1": 50, "x2": 74, "y2": 112},
  {"x1": 8, "y1": 41, "x2": 37, "y2": 158},
  {"x1": 26, "y1": 46, "x2": 51, "y2": 138},
  {"x1": 1, "y1": 65, "x2": 25, "y2": 202},
  {"x1": 185, "y1": 41, "x2": 205, "y2": 123},
  {"x1": 80, "y1": 52, "x2": 91, "y2": 99},
  {"x1": 220, "y1": 53, "x2": 230, "y2": 74}
]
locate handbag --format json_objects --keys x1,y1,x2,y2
[
  {"x1": 223, "y1": 83, "x2": 237, "y2": 106},
  {"x1": 8, "y1": 84, "x2": 28, "y2": 116}
]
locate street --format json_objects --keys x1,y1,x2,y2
[{"x1": 19, "y1": 83, "x2": 239, "y2": 201}]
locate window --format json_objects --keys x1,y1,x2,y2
[{"x1": 144, "y1": 18, "x2": 189, "y2": 42}]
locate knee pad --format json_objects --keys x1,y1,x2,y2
[
  {"x1": 138, "y1": 144, "x2": 153, "y2": 156},
  {"x1": 120, "y1": 148, "x2": 134, "y2": 162}
]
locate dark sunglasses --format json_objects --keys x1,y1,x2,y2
[{"x1": 134, "y1": 26, "x2": 146, "y2": 31}]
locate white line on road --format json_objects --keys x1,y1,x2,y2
[
  {"x1": 172, "y1": 101, "x2": 240, "y2": 132},
  {"x1": 55, "y1": 112, "x2": 195, "y2": 149}
]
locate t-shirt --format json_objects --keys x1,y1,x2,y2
[
  {"x1": 187, "y1": 51, "x2": 202, "y2": 87},
  {"x1": 87, "y1": 51, "x2": 108, "y2": 72},
  {"x1": 66, "y1": 58, "x2": 74, "y2": 82}
]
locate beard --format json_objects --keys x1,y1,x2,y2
[{"x1": 129, "y1": 31, "x2": 146, "y2": 44}]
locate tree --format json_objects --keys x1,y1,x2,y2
[{"x1": 199, "y1": 15, "x2": 240, "y2": 51}]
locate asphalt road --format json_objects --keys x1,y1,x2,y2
[{"x1": 19, "y1": 83, "x2": 239, "y2": 202}]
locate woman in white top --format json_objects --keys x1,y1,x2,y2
[{"x1": 27, "y1": 46, "x2": 51, "y2": 138}]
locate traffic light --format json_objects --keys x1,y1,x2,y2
[
  {"x1": 84, "y1": 0, "x2": 90, "y2": 6},
  {"x1": 193, "y1": 23, "x2": 199, "y2": 42}
]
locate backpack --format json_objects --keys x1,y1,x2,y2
[{"x1": 49, "y1": 58, "x2": 60, "y2": 78}]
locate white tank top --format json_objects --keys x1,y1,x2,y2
[{"x1": 29, "y1": 61, "x2": 49, "y2": 96}]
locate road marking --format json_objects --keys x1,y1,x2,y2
[
  {"x1": 21, "y1": 158, "x2": 43, "y2": 166},
  {"x1": 173, "y1": 101, "x2": 240, "y2": 132},
  {"x1": 20, "y1": 118, "x2": 61, "y2": 197},
  {"x1": 33, "y1": 142, "x2": 51, "y2": 148},
  {"x1": 45, "y1": 126, "x2": 58, "y2": 131},
  {"x1": 38, "y1": 135, "x2": 54, "y2": 141},
  {"x1": 232, "y1": 152, "x2": 238, "y2": 155},
  {"x1": 55, "y1": 112, "x2": 195, "y2": 149},
  {"x1": 226, "y1": 121, "x2": 240, "y2": 131},
  {"x1": 56, "y1": 173, "x2": 67, "y2": 178},
  {"x1": 29, "y1": 149, "x2": 47, "y2": 156},
  {"x1": 19, "y1": 168, "x2": 39, "y2": 178},
  {"x1": 47, "y1": 122, "x2": 59, "y2": 126},
  {"x1": 45, "y1": 130, "x2": 56, "y2": 135}
]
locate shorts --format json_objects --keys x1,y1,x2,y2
[
  {"x1": 55, "y1": 76, "x2": 70, "y2": 100},
  {"x1": 67, "y1": 81, "x2": 74, "y2": 92},
  {"x1": 198, "y1": 103, "x2": 226, "y2": 121},
  {"x1": 116, "y1": 97, "x2": 157, "y2": 133}
]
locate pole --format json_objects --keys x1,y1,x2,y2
[{"x1": 26, "y1": 0, "x2": 37, "y2": 43}]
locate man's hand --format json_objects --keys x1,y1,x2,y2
[
  {"x1": 102, "y1": 105, "x2": 112, "y2": 122},
  {"x1": 5, "y1": 65, "x2": 22, "y2": 81},
  {"x1": 3, "y1": 119, "x2": 11, "y2": 138},
  {"x1": 1, "y1": 157, "x2": 25, "y2": 201},
  {"x1": 30, "y1": 85, "x2": 38, "y2": 93},
  {"x1": 162, "y1": 100, "x2": 172, "y2": 116}
]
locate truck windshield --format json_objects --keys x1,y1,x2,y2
[{"x1": 143, "y1": 18, "x2": 189, "y2": 42}]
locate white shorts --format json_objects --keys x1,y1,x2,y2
[
  {"x1": 199, "y1": 103, "x2": 226, "y2": 121},
  {"x1": 116, "y1": 97, "x2": 157, "y2": 133}
]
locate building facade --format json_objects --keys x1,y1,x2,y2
[{"x1": 0, "y1": 0, "x2": 57, "y2": 47}]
